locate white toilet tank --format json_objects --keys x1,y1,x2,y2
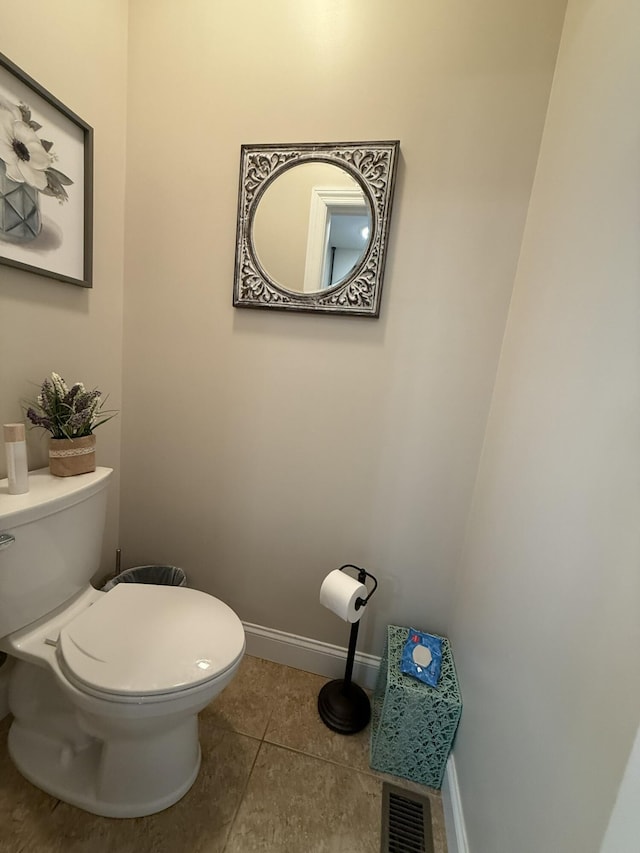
[{"x1": 0, "y1": 467, "x2": 112, "y2": 640}]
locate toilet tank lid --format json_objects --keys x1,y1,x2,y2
[
  {"x1": 0, "y1": 467, "x2": 112, "y2": 527},
  {"x1": 57, "y1": 583, "x2": 245, "y2": 697}
]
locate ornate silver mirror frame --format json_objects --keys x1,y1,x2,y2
[{"x1": 233, "y1": 141, "x2": 399, "y2": 317}]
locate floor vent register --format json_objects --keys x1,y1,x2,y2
[{"x1": 380, "y1": 783, "x2": 434, "y2": 853}]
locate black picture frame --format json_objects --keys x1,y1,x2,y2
[{"x1": 0, "y1": 52, "x2": 93, "y2": 287}]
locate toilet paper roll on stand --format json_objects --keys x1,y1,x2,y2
[
  {"x1": 317, "y1": 563, "x2": 378, "y2": 735},
  {"x1": 319, "y1": 569, "x2": 368, "y2": 623}
]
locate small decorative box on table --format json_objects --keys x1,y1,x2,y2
[{"x1": 370, "y1": 625, "x2": 462, "y2": 789}]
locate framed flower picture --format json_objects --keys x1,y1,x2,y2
[{"x1": 0, "y1": 52, "x2": 93, "y2": 287}]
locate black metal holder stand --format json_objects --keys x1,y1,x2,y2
[{"x1": 317, "y1": 565, "x2": 378, "y2": 735}]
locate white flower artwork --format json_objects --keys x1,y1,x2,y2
[{"x1": 0, "y1": 52, "x2": 92, "y2": 287}]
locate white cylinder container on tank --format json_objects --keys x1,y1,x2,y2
[{"x1": 0, "y1": 467, "x2": 112, "y2": 640}]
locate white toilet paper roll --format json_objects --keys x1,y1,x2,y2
[{"x1": 320, "y1": 569, "x2": 368, "y2": 623}]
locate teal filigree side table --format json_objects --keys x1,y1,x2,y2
[{"x1": 370, "y1": 625, "x2": 462, "y2": 789}]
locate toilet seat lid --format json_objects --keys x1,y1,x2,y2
[{"x1": 57, "y1": 584, "x2": 245, "y2": 697}]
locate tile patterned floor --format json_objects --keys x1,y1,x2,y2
[{"x1": 0, "y1": 656, "x2": 447, "y2": 853}]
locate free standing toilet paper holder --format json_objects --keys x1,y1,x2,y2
[{"x1": 317, "y1": 564, "x2": 378, "y2": 735}]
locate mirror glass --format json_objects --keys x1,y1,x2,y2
[
  {"x1": 252, "y1": 163, "x2": 372, "y2": 294},
  {"x1": 233, "y1": 141, "x2": 399, "y2": 317}
]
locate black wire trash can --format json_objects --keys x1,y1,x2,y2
[{"x1": 102, "y1": 565, "x2": 187, "y2": 591}]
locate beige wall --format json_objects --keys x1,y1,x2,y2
[
  {"x1": 0, "y1": 0, "x2": 128, "y2": 576},
  {"x1": 119, "y1": 0, "x2": 566, "y2": 654},
  {"x1": 449, "y1": 1, "x2": 640, "y2": 850}
]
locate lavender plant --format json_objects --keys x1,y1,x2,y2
[{"x1": 26, "y1": 372, "x2": 117, "y2": 439}]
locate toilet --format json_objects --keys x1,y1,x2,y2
[{"x1": 0, "y1": 467, "x2": 245, "y2": 818}]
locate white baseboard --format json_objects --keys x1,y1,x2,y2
[
  {"x1": 442, "y1": 753, "x2": 469, "y2": 853},
  {"x1": 242, "y1": 621, "x2": 381, "y2": 691}
]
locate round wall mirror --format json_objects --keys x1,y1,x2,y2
[
  {"x1": 252, "y1": 162, "x2": 372, "y2": 294},
  {"x1": 233, "y1": 141, "x2": 399, "y2": 317}
]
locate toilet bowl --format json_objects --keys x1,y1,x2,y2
[{"x1": 0, "y1": 467, "x2": 245, "y2": 817}]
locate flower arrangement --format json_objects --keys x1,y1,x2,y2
[
  {"x1": 26, "y1": 373, "x2": 116, "y2": 439},
  {"x1": 0, "y1": 95, "x2": 72, "y2": 202}
]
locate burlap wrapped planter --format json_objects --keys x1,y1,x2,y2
[{"x1": 49, "y1": 434, "x2": 96, "y2": 477}]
